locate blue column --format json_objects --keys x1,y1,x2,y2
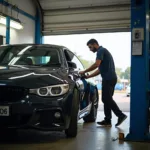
[
  {"x1": 125, "y1": 0, "x2": 150, "y2": 141},
  {"x1": 35, "y1": 9, "x2": 42, "y2": 44},
  {"x1": 6, "y1": 16, "x2": 10, "y2": 44}
]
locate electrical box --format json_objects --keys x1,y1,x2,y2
[{"x1": 132, "y1": 28, "x2": 144, "y2": 41}]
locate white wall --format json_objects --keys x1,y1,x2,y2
[
  {"x1": 0, "y1": 24, "x2": 6, "y2": 44},
  {"x1": 0, "y1": 24, "x2": 6, "y2": 37},
  {"x1": 10, "y1": 14, "x2": 35, "y2": 44},
  {"x1": 0, "y1": 0, "x2": 36, "y2": 44},
  {"x1": 9, "y1": 0, "x2": 36, "y2": 16}
]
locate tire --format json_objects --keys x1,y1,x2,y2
[
  {"x1": 65, "y1": 88, "x2": 79, "y2": 138},
  {"x1": 83, "y1": 88, "x2": 98, "y2": 123}
]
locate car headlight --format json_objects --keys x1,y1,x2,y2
[
  {"x1": 38, "y1": 88, "x2": 49, "y2": 96},
  {"x1": 29, "y1": 84, "x2": 69, "y2": 97}
]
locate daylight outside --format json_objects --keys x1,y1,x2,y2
[{"x1": 44, "y1": 32, "x2": 131, "y2": 112}]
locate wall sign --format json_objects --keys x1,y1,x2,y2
[{"x1": 132, "y1": 28, "x2": 144, "y2": 56}]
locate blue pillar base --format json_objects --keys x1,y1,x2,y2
[{"x1": 125, "y1": 133, "x2": 150, "y2": 142}]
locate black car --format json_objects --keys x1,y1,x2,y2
[{"x1": 0, "y1": 44, "x2": 99, "y2": 137}]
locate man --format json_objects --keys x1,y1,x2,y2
[{"x1": 79, "y1": 39, "x2": 127, "y2": 127}]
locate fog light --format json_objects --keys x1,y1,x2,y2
[{"x1": 54, "y1": 112, "x2": 61, "y2": 118}]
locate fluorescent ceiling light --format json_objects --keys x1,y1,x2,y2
[
  {"x1": 0, "y1": 15, "x2": 23, "y2": 30},
  {"x1": 10, "y1": 20, "x2": 23, "y2": 30},
  {"x1": 0, "y1": 16, "x2": 6, "y2": 24}
]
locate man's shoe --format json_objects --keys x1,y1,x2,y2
[
  {"x1": 115, "y1": 114, "x2": 127, "y2": 127},
  {"x1": 97, "y1": 120, "x2": 112, "y2": 127}
]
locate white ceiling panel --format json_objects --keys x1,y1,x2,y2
[
  {"x1": 39, "y1": 0, "x2": 130, "y2": 35},
  {"x1": 39, "y1": 0, "x2": 130, "y2": 10}
]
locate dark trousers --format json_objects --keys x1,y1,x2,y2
[{"x1": 102, "y1": 78, "x2": 123, "y2": 122}]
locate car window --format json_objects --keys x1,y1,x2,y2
[
  {"x1": 0, "y1": 46, "x2": 61, "y2": 67},
  {"x1": 64, "y1": 50, "x2": 84, "y2": 70},
  {"x1": 27, "y1": 56, "x2": 51, "y2": 65},
  {"x1": 15, "y1": 50, "x2": 59, "y2": 66},
  {"x1": 72, "y1": 55, "x2": 84, "y2": 70},
  {"x1": 0, "y1": 46, "x2": 24, "y2": 64}
]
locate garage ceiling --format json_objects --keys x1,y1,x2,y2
[{"x1": 39, "y1": 0, "x2": 130, "y2": 35}]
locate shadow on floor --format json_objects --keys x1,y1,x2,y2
[
  {"x1": 0, "y1": 129, "x2": 67, "y2": 144},
  {"x1": 0, "y1": 112, "x2": 150, "y2": 150}
]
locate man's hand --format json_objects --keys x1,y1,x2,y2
[
  {"x1": 85, "y1": 69, "x2": 100, "y2": 79},
  {"x1": 79, "y1": 70, "x2": 85, "y2": 75},
  {"x1": 80, "y1": 74, "x2": 89, "y2": 79},
  {"x1": 85, "y1": 75, "x2": 90, "y2": 79},
  {"x1": 79, "y1": 60, "x2": 101, "y2": 76}
]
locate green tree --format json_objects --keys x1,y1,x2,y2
[
  {"x1": 80, "y1": 59, "x2": 94, "y2": 69},
  {"x1": 115, "y1": 67, "x2": 122, "y2": 77},
  {"x1": 74, "y1": 52, "x2": 94, "y2": 69},
  {"x1": 121, "y1": 67, "x2": 130, "y2": 80}
]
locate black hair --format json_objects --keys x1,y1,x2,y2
[{"x1": 87, "y1": 39, "x2": 99, "y2": 45}]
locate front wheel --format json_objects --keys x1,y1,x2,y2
[
  {"x1": 65, "y1": 88, "x2": 79, "y2": 138},
  {"x1": 83, "y1": 88, "x2": 98, "y2": 122}
]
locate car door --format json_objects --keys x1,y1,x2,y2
[{"x1": 63, "y1": 49, "x2": 91, "y2": 109}]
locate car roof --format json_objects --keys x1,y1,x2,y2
[{"x1": 0, "y1": 44, "x2": 67, "y2": 49}]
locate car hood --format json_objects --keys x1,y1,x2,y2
[{"x1": 0, "y1": 66, "x2": 69, "y2": 89}]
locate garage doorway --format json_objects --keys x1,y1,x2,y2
[{"x1": 44, "y1": 32, "x2": 131, "y2": 112}]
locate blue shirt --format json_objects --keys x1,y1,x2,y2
[{"x1": 96, "y1": 46, "x2": 117, "y2": 80}]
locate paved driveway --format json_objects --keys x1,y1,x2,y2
[{"x1": 98, "y1": 93, "x2": 130, "y2": 112}]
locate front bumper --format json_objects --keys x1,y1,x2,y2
[{"x1": 0, "y1": 93, "x2": 73, "y2": 131}]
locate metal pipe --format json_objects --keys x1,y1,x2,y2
[
  {"x1": 35, "y1": 9, "x2": 42, "y2": 44},
  {"x1": 6, "y1": 16, "x2": 10, "y2": 44}
]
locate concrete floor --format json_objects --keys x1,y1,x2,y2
[{"x1": 0, "y1": 111, "x2": 150, "y2": 150}]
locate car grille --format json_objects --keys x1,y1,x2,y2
[{"x1": 0, "y1": 86, "x2": 28, "y2": 102}]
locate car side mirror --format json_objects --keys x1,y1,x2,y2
[{"x1": 68, "y1": 61, "x2": 77, "y2": 69}]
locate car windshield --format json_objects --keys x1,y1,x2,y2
[{"x1": 0, "y1": 45, "x2": 61, "y2": 67}]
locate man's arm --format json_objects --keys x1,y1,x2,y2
[
  {"x1": 80, "y1": 59, "x2": 101, "y2": 74},
  {"x1": 86, "y1": 69, "x2": 100, "y2": 79}
]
